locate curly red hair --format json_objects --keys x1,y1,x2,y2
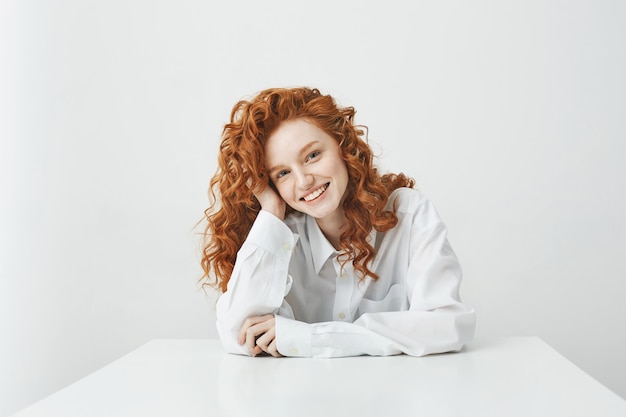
[{"x1": 201, "y1": 87, "x2": 414, "y2": 292}]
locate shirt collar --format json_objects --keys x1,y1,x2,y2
[{"x1": 306, "y1": 215, "x2": 339, "y2": 274}]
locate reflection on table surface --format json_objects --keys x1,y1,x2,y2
[{"x1": 13, "y1": 337, "x2": 626, "y2": 417}]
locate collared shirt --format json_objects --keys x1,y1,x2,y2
[{"x1": 215, "y1": 188, "x2": 476, "y2": 358}]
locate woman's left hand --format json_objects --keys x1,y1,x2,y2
[{"x1": 238, "y1": 314, "x2": 283, "y2": 357}]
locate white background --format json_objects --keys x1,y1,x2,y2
[{"x1": 1, "y1": 1, "x2": 625, "y2": 415}]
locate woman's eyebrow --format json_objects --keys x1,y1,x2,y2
[
  {"x1": 299, "y1": 140, "x2": 320, "y2": 157},
  {"x1": 268, "y1": 141, "x2": 320, "y2": 176}
]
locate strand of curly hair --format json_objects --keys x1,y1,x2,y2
[{"x1": 200, "y1": 87, "x2": 414, "y2": 293}]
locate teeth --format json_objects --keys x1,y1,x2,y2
[{"x1": 303, "y1": 184, "x2": 328, "y2": 201}]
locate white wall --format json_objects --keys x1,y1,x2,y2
[{"x1": 1, "y1": 0, "x2": 625, "y2": 415}]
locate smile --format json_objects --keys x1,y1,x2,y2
[{"x1": 302, "y1": 183, "x2": 329, "y2": 202}]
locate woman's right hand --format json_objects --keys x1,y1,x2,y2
[{"x1": 254, "y1": 181, "x2": 286, "y2": 220}]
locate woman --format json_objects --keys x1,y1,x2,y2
[{"x1": 201, "y1": 87, "x2": 475, "y2": 358}]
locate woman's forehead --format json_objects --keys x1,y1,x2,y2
[{"x1": 265, "y1": 120, "x2": 336, "y2": 164}]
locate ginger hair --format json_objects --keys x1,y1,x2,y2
[{"x1": 201, "y1": 87, "x2": 414, "y2": 293}]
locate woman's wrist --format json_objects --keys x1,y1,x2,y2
[{"x1": 263, "y1": 205, "x2": 285, "y2": 220}]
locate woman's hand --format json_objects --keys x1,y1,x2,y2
[
  {"x1": 253, "y1": 180, "x2": 286, "y2": 220},
  {"x1": 238, "y1": 314, "x2": 283, "y2": 357}
]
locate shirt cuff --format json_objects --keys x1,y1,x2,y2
[
  {"x1": 274, "y1": 315, "x2": 312, "y2": 357},
  {"x1": 246, "y1": 211, "x2": 297, "y2": 258}
]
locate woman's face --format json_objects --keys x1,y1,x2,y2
[{"x1": 265, "y1": 118, "x2": 348, "y2": 222}]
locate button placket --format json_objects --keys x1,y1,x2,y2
[{"x1": 332, "y1": 259, "x2": 353, "y2": 321}]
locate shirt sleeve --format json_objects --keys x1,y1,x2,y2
[
  {"x1": 275, "y1": 198, "x2": 476, "y2": 358},
  {"x1": 215, "y1": 210, "x2": 297, "y2": 355}
]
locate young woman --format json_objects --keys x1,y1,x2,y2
[{"x1": 201, "y1": 87, "x2": 475, "y2": 358}]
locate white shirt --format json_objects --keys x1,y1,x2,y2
[{"x1": 215, "y1": 187, "x2": 476, "y2": 358}]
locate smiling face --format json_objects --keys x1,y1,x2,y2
[{"x1": 265, "y1": 118, "x2": 349, "y2": 225}]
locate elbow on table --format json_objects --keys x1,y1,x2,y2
[
  {"x1": 451, "y1": 304, "x2": 476, "y2": 351},
  {"x1": 420, "y1": 304, "x2": 476, "y2": 356}
]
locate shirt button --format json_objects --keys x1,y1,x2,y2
[
  {"x1": 289, "y1": 348, "x2": 298, "y2": 355},
  {"x1": 340, "y1": 272, "x2": 347, "y2": 279},
  {"x1": 338, "y1": 312, "x2": 346, "y2": 320},
  {"x1": 282, "y1": 243, "x2": 291, "y2": 251}
]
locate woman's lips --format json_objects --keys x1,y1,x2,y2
[{"x1": 301, "y1": 183, "x2": 329, "y2": 202}]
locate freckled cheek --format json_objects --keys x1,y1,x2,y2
[{"x1": 274, "y1": 183, "x2": 291, "y2": 202}]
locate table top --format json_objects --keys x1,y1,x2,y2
[{"x1": 13, "y1": 337, "x2": 626, "y2": 417}]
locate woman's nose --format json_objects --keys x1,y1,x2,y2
[{"x1": 294, "y1": 169, "x2": 314, "y2": 189}]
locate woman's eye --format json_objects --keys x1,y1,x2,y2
[
  {"x1": 306, "y1": 151, "x2": 320, "y2": 162},
  {"x1": 276, "y1": 170, "x2": 289, "y2": 179}
]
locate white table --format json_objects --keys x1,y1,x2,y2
[{"x1": 12, "y1": 337, "x2": 626, "y2": 417}]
